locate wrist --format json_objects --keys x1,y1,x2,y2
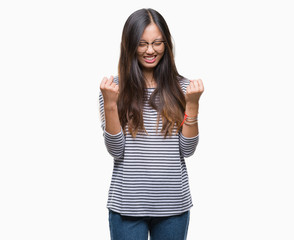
[
  {"x1": 185, "y1": 102, "x2": 199, "y2": 116},
  {"x1": 104, "y1": 103, "x2": 118, "y2": 111}
]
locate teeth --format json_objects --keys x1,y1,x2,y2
[{"x1": 145, "y1": 57, "x2": 155, "y2": 60}]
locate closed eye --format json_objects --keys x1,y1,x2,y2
[{"x1": 138, "y1": 42, "x2": 148, "y2": 47}]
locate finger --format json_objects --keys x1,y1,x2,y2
[
  {"x1": 114, "y1": 84, "x2": 119, "y2": 93},
  {"x1": 193, "y1": 80, "x2": 198, "y2": 87},
  {"x1": 197, "y1": 79, "x2": 204, "y2": 92},
  {"x1": 106, "y1": 75, "x2": 115, "y2": 87},
  {"x1": 104, "y1": 77, "x2": 112, "y2": 87},
  {"x1": 188, "y1": 80, "x2": 194, "y2": 89},
  {"x1": 193, "y1": 79, "x2": 200, "y2": 91},
  {"x1": 100, "y1": 76, "x2": 108, "y2": 89},
  {"x1": 195, "y1": 79, "x2": 203, "y2": 92},
  {"x1": 105, "y1": 75, "x2": 115, "y2": 86},
  {"x1": 193, "y1": 80, "x2": 198, "y2": 89},
  {"x1": 190, "y1": 80, "x2": 199, "y2": 91},
  {"x1": 110, "y1": 82, "x2": 117, "y2": 88},
  {"x1": 186, "y1": 84, "x2": 191, "y2": 94}
]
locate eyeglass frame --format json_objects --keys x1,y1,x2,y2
[{"x1": 137, "y1": 40, "x2": 166, "y2": 52}]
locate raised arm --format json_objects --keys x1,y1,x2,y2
[
  {"x1": 182, "y1": 79, "x2": 204, "y2": 138},
  {"x1": 100, "y1": 76, "x2": 121, "y2": 134},
  {"x1": 179, "y1": 79, "x2": 204, "y2": 157},
  {"x1": 99, "y1": 76, "x2": 125, "y2": 158}
]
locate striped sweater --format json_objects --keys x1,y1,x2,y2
[{"x1": 99, "y1": 76, "x2": 199, "y2": 217}]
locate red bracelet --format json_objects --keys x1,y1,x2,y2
[{"x1": 180, "y1": 112, "x2": 188, "y2": 127}]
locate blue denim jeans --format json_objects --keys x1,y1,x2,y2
[{"x1": 108, "y1": 209, "x2": 190, "y2": 240}]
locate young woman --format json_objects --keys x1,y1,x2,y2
[{"x1": 99, "y1": 8, "x2": 204, "y2": 240}]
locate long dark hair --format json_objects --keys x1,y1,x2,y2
[{"x1": 118, "y1": 8, "x2": 186, "y2": 137}]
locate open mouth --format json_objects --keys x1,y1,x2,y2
[{"x1": 143, "y1": 55, "x2": 157, "y2": 63}]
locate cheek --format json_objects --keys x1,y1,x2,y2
[
  {"x1": 136, "y1": 55, "x2": 146, "y2": 66},
  {"x1": 137, "y1": 52, "x2": 144, "y2": 60},
  {"x1": 157, "y1": 52, "x2": 165, "y2": 61}
]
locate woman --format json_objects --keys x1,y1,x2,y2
[{"x1": 99, "y1": 8, "x2": 204, "y2": 240}]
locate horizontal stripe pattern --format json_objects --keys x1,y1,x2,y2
[{"x1": 99, "y1": 76, "x2": 199, "y2": 217}]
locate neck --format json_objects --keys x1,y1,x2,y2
[{"x1": 143, "y1": 70, "x2": 157, "y2": 88}]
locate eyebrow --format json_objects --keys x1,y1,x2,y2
[{"x1": 139, "y1": 38, "x2": 163, "y2": 42}]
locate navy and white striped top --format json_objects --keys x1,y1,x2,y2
[{"x1": 99, "y1": 76, "x2": 199, "y2": 217}]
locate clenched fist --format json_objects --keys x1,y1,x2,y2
[
  {"x1": 100, "y1": 76, "x2": 119, "y2": 109},
  {"x1": 185, "y1": 79, "x2": 204, "y2": 105}
]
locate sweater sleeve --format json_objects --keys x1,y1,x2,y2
[
  {"x1": 99, "y1": 91, "x2": 125, "y2": 159},
  {"x1": 178, "y1": 77, "x2": 200, "y2": 158},
  {"x1": 179, "y1": 132, "x2": 199, "y2": 158}
]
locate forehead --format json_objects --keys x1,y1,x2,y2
[{"x1": 140, "y1": 23, "x2": 163, "y2": 41}]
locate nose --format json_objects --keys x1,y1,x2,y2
[{"x1": 146, "y1": 44, "x2": 155, "y2": 54}]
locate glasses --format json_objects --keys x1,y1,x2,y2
[{"x1": 137, "y1": 40, "x2": 165, "y2": 52}]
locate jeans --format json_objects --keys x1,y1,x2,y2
[{"x1": 108, "y1": 209, "x2": 190, "y2": 240}]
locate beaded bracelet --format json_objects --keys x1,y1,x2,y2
[{"x1": 180, "y1": 112, "x2": 198, "y2": 127}]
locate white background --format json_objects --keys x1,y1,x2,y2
[{"x1": 1, "y1": 0, "x2": 294, "y2": 239}]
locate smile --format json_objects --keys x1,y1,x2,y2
[{"x1": 143, "y1": 56, "x2": 157, "y2": 63}]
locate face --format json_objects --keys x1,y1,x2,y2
[{"x1": 136, "y1": 23, "x2": 165, "y2": 71}]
